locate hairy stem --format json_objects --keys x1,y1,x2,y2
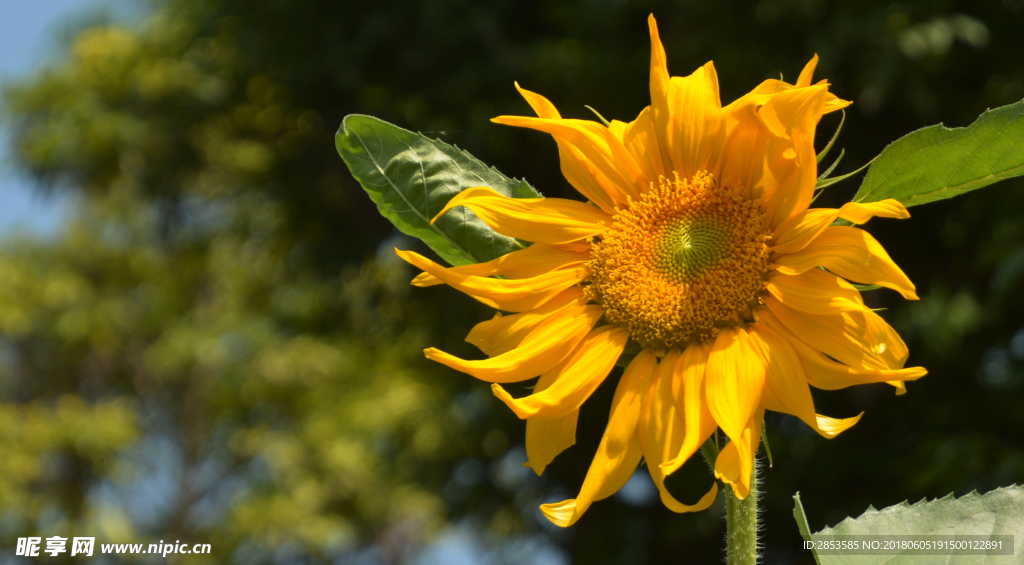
[{"x1": 726, "y1": 467, "x2": 759, "y2": 565}]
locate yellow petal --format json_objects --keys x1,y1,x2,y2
[
  {"x1": 749, "y1": 324, "x2": 862, "y2": 439},
  {"x1": 706, "y1": 327, "x2": 767, "y2": 501},
  {"x1": 608, "y1": 106, "x2": 668, "y2": 188},
  {"x1": 524, "y1": 353, "x2": 586, "y2": 476},
  {"x1": 713, "y1": 409, "x2": 763, "y2": 500},
  {"x1": 792, "y1": 54, "x2": 853, "y2": 114},
  {"x1": 648, "y1": 16, "x2": 724, "y2": 180},
  {"x1": 773, "y1": 226, "x2": 918, "y2": 300},
  {"x1": 396, "y1": 248, "x2": 586, "y2": 312},
  {"x1": 514, "y1": 83, "x2": 623, "y2": 212},
  {"x1": 647, "y1": 14, "x2": 674, "y2": 177},
  {"x1": 764, "y1": 295, "x2": 909, "y2": 371},
  {"x1": 637, "y1": 350, "x2": 719, "y2": 513},
  {"x1": 796, "y1": 55, "x2": 819, "y2": 88},
  {"x1": 491, "y1": 325, "x2": 629, "y2": 419},
  {"x1": 667, "y1": 65, "x2": 724, "y2": 181},
  {"x1": 718, "y1": 99, "x2": 774, "y2": 201},
  {"x1": 489, "y1": 116, "x2": 644, "y2": 202},
  {"x1": 755, "y1": 307, "x2": 927, "y2": 390},
  {"x1": 660, "y1": 343, "x2": 717, "y2": 475},
  {"x1": 433, "y1": 186, "x2": 610, "y2": 244},
  {"x1": 466, "y1": 288, "x2": 586, "y2": 356},
  {"x1": 538, "y1": 350, "x2": 656, "y2": 526},
  {"x1": 766, "y1": 269, "x2": 865, "y2": 316},
  {"x1": 706, "y1": 327, "x2": 766, "y2": 448},
  {"x1": 718, "y1": 56, "x2": 850, "y2": 199},
  {"x1": 524, "y1": 412, "x2": 578, "y2": 477},
  {"x1": 426, "y1": 305, "x2": 603, "y2": 383},
  {"x1": 772, "y1": 199, "x2": 910, "y2": 255},
  {"x1": 412, "y1": 243, "x2": 588, "y2": 287},
  {"x1": 759, "y1": 85, "x2": 829, "y2": 230},
  {"x1": 814, "y1": 414, "x2": 864, "y2": 436}
]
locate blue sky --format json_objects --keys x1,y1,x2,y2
[{"x1": 0, "y1": 0, "x2": 101, "y2": 236}]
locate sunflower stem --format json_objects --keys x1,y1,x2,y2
[{"x1": 725, "y1": 463, "x2": 759, "y2": 565}]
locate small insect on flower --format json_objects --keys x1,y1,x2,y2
[{"x1": 397, "y1": 14, "x2": 927, "y2": 527}]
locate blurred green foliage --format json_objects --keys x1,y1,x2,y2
[{"x1": 1, "y1": 0, "x2": 1023, "y2": 563}]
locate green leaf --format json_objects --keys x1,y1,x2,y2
[
  {"x1": 336, "y1": 114, "x2": 540, "y2": 266},
  {"x1": 805, "y1": 485, "x2": 1024, "y2": 564},
  {"x1": 854, "y1": 100, "x2": 1024, "y2": 206}
]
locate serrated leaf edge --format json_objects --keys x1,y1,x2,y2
[{"x1": 816, "y1": 484, "x2": 1024, "y2": 536}]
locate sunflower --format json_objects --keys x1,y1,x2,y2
[{"x1": 396, "y1": 15, "x2": 927, "y2": 527}]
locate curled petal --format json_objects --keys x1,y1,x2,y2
[
  {"x1": 490, "y1": 116, "x2": 644, "y2": 202},
  {"x1": 397, "y1": 248, "x2": 586, "y2": 312},
  {"x1": 514, "y1": 83, "x2": 624, "y2": 211},
  {"x1": 413, "y1": 243, "x2": 588, "y2": 287},
  {"x1": 765, "y1": 295, "x2": 908, "y2": 371},
  {"x1": 772, "y1": 199, "x2": 910, "y2": 255},
  {"x1": 755, "y1": 307, "x2": 927, "y2": 391},
  {"x1": 638, "y1": 351, "x2": 719, "y2": 513},
  {"x1": 660, "y1": 343, "x2": 717, "y2": 475},
  {"x1": 758, "y1": 85, "x2": 829, "y2": 230},
  {"x1": 714, "y1": 409, "x2": 763, "y2": 500},
  {"x1": 749, "y1": 324, "x2": 863, "y2": 439},
  {"x1": 466, "y1": 288, "x2": 586, "y2": 356},
  {"x1": 491, "y1": 325, "x2": 629, "y2": 419},
  {"x1": 426, "y1": 305, "x2": 604, "y2": 383},
  {"x1": 433, "y1": 187, "x2": 610, "y2": 244},
  {"x1": 773, "y1": 226, "x2": 918, "y2": 300},
  {"x1": 538, "y1": 350, "x2": 656, "y2": 526}
]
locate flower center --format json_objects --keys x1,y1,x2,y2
[
  {"x1": 585, "y1": 172, "x2": 770, "y2": 350},
  {"x1": 657, "y1": 218, "x2": 730, "y2": 282}
]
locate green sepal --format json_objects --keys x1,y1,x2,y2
[
  {"x1": 818, "y1": 148, "x2": 846, "y2": 183},
  {"x1": 699, "y1": 433, "x2": 719, "y2": 470},
  {"x1": 585, "y1": 105, "x2": 612, "y2": 127},
  {"x1": 614, "y1": 339, "x2": 643, "y2": 368},
  {"x1": 817, "y1": 109, "x2": 845, "y2": 164},
  {"x1": 760, "y1": 423, "x2": 773, "y2": 468},
  {"x1": 816, "y1": 157, "x2": 873, "y2": 191}
]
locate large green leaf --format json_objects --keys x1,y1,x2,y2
[
  {"x1": 797, "y1": 485, "x2": 1024, "y2": 564},
  {"x1": 336, "y1": 114, "x2": 539, "y2": 266},
  {"x1": 853, "y1": 100, "x2": 1024, "y2": 206}
]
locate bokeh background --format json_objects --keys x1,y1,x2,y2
[{"x1": 1, "y1": 0, "x2": 1023, "y2": 563}]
